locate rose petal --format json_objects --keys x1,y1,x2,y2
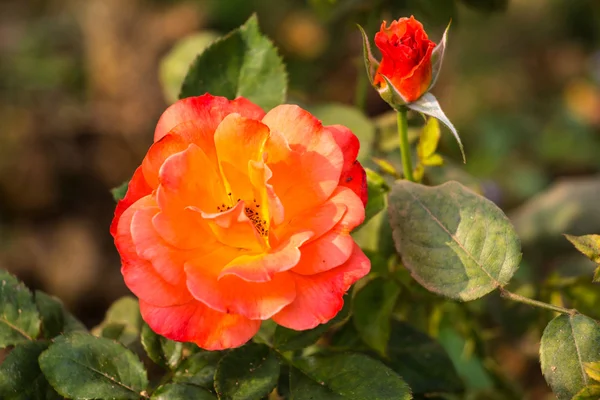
[
  {"x1": 110, "y1": 167, "x2": 152, "y2": 237},
  {"x1": 272, "y1": 243, "x2": 370, "y2": 330},
  {"x1": 140, "y1": 299, "x2": 260, "y2": 351},
  {"x1": 142, "y1": 133, "x2": 188, "y2": 189}
]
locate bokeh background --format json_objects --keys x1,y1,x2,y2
[{"x1": 1, "y1": 0, "x2": 599, "y2": 398}]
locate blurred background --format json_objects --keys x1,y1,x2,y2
[{"x1": 0, "y1": 0, "x2": 599, "y2": 398}]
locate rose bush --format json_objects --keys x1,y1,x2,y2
[
  {"x1": 111, "y1": 94, "x2": 369, "y2": 350},
  {"x1": 373, "y1": 16, "x2": 436, "y2": 102}
]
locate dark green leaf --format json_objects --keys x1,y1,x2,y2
[
  {"x1": 291, "y1": 353, "x2": 411, "y2": 400},
  {"x1": 39, "y1": 333, "x2": 149, "y2": 399},
  {"x1": 92, "y1": 296, "x2": 141, "y2": 345},
  {"x1": 173, "y1": 350, "x2": 222, "y2": 389},
  {"x1": 388, "y1": 180, "x2": 521, "y2": 301},
  {"x1": 573, "y1": 385, "x2": 600, "y2": 400},
  {"x1": 273, "y1": 294, "x2": 351, "y2": 351},
  {"x1": 151, "y1": 383, "x2": 216, "y2": 400},
  {"x1": 34, "y1": 291, "x2": 86, "y2": 339},
  {"x1": 111, "y1": 181, "x2": 129, "y2": 202},
  {"x1": 540, "y1": 314, "x2": 600, "y2": 400},
  {"x1": 180, "y1": 15, "x2": 287, "y2": 111},
  {"x1": 214, "y1": 342, "x2": 279, "y2": 400},
  {"x1": 384, "y1": 321, "x2": 463, "y2": 395},
  {"x1": 352, "y1": 277, "x2": 400, "y2": 356},
  {"x1": 0, "y1": 270, "x2": 40, "y2": 347},
  {"x1": 141, "y1": 323, "x2": 183, "y2": 370},
  {"x1": 0, "y1": 341, "x2": 61, "y2": 400}
]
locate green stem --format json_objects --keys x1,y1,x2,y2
[
  {"x1": 397, "y1": 107, "x2": 414, "y2": 182},
  {"x1": 499, "y1": 287, "x2": 576, "y2": 315}
]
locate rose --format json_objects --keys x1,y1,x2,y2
[
  {"x1": 373, "y1": 16, "x2": 436, "y2": 103},
  {"x1": 111, "y1": 94, "x2": 370, "y2": 350}
]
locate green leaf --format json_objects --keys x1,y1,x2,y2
[
  {"x1": 388, "y1": 180, "x2": 521, "y2": 300},
  {"x1": 173, "y1": 350, "x2": 222, "y2": 389},
  {"x1": 357, "y1": 24, "x2": 377, "y2": 83},
  {"x1": 180, "y1": 15, "x2": 287, "y2": 111},
  {"x1": 151, "y1": 383, "x2": 216, "y2": 400},
  {"x1": 0, "y1": 341, "x2": 61, "y2": 400},
  {"x1": 540, "y1": 314, "x2": 600, "y2": 400},
  {"x1": 273, "y1": 294, "x2": 351, "y2": 351},
  {"x1": 363, "y1": 169, "x2": 389, "y2": 226},
  {"x1": 417, "y1": 117, "x2": 441, "y2": 160},
  {"x1": 141, "y1": 323, "x2": 183, "y2": 370},
  {"x1": 92, "y1": 296, "x2": 141, "y2": 345},
  {"x1": 565, "y1": 234, "x2": 600, "y2": 264},
  {"x1": 39, "y1": 333, "x2": 149, "y2": 399},
  {"x1": 352, "y1": 277, "x2": 400, "y2": 356},
  {"x1": 160, "y1": 31, "x2": 220, "y2": 103},
  {"x1": 215, "y1": 342, "x2": 279, "y2": 400},
  {"x1": 308, "y1": 103, "x2": 375, "y2": 163},
  {"x1": 111, "y1": 180, "x2": 129, "y2": 202},
  {"x1": 584, "y1": 361, "x2": 600, "y2": 382},
  {"x1": 573, "y1": 385, "x2": 600, "y2": 400},
  {"x1": 35, "y1": 291, "x2": 85, "y2": 338},
  {"x1": 290, "y1": 353, "x2": 411, "y2": 400},
  {"x1": 0, "y1": 270, "x2": 40, "y2": 347},
  {"x1": 384, "y1": 321, "x2": 463, "y2": 395},
  {"x1": 406, "y1": 93, "x2": 465, "y2": 163}
]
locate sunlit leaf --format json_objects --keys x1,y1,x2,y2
[
  {"x1": 540, "y1": 314, "x2": 600, "y2": 400},
  {"x1": 584, "y1": 361, "x2": 600, "y2": 383},
  {"x1": 388, "y1": 180, "x2": 521, "y2": 300},
  {"x1": 565, "y1": 234, "x2": 600, "y2": 265},
  {"x1": 573, "y1": 385, "x2": 600, "y2": 400},
  {"x1": 180, "y1": 15, "x2": 287, "y2": 111},
  {"x1": 141, "y1": 323, "x2": 183, "y2": 370},
  {"x1": 0, "y1": 270, "x2": 40, "y2": 347},
  {"x1": 92, "y1": 296, "x2": 141, "y2": 346},
  {"x1": 418, "y1": 118, "x2": 441, "y2": 160}
]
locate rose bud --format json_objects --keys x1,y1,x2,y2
[{"x1": 111, "y1": 94, "x2": 370, "y2": 350}]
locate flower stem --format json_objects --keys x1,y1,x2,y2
[
  {"x1": 498, "y1": 287, "x2": 576, "y2": 315},
  {"x1": 397, "y1": 107, "x2": 414, "y2": 182}
]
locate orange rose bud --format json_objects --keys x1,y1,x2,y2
[
  {"x1": 111, "y1": 94, "x2": 370, "y2": 350},
  {"x1": 373, "y1": 16, "x2": 436, "y2": 103}
]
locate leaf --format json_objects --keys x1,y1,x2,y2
[
  {"x1": 151, "y1": 383, "x2": 216, "y2": 400},
  {"x1": 180, "y1": 15, "x2": 287, "y2": 111},
  {"x1": 384, "y1": 321, "x2": 463, "y2": 395},
  {"x1": 363, "y1": 169, "x2": 389, "y2": 225},
  {"x1": 422, "y1": 153, "x2": 444, "y2": 167},
  {"x1": 565, "y1": 234, "x2": 600, "y2": 264},
  {"x1": 141, "y1": 323, "x2": 183, "y2": 370},
  {"x1": 584, "y1": 361, "x2": 600, "y2": 383},
  {"x1": 273, "y1": 294, "x2": 351, "y2": 351},
  {"x1": 172, "y1": 350, "x2": 222, "y2": 389},
  {"x1": 388, "y1": 180, "x2": 521, "y2": 301},
  {"x1": 417, "y1": 117, "x2": 441, "y2": 160},
  {"x1": 352, "y1": 277, "x2": 400, "y2": 356},
  {"x1": 406, "y1": 93, "x2": 465, "y2": 163},
  {"x1": 308, "y1": 103, "x2": 375, "y2": 163},
  {"x1": 39, "y1": 333, "x2": 149, "y2": 399},
  {"x1": 357, "y1": 24, "x2": 377, "y2": 83},
  {"x1": 0, "y1": 270, "x2": 40, "y2": 347},
  {"x1": 111, "y1": 181, "x2": 129, "y2": 202},
  {"x1": 92, "y1": 296, "x2": 141, "y2": 345},
  {"x1": 540, "y1": 314, "x2": 600, "y2": 400},
  {"x1": 35, "y1": 291, "x2": 85, "y2": 339},
  {"x1": 159, "y1": 31, "x2": 220, "y2": 103},
  {"x1": 428, "y1": 20, "x2": 451, "y2": 91},
  {"x1": 0, "y1": 341, "x2": 61, "y2": 400},
  {"x1": 214, "y1": 342, "x2": 280, "y2": 400},
  {"x1": 573, "y1": 385, "x2": 600, "y2": 400},
  {"x1": 290, "y1": 353, "x2": 411, "y2": 400}
]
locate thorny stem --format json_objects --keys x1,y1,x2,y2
[
  {"x1": 498, "y1": 287, "x2": 577, "y2": 315},
  {"x1": 397, "y1": 107, "x2": 415, "y2": 182}
]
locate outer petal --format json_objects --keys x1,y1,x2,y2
[
  {"x1": 142, "y1": 133, "x2": 188, "y2": 189},
  {"x1": 272, "y1": 243, "x2": 370, "y2": 330},
  {"x1": 263, "y1": 105, "x2": 344, "y2": 220},
  {"x1": 116, "y1": 196, "x2": 193, "y2": 307},
  {"x1": 140, "y1": 300, "x2": 260, "y2": 351},
  {"x1": 110, "y1": 167, "x2": 152, "y2": 237},
  {"x1": 155, "y1": 95, "x2": 265, "y2": 143},
  {"x1": 326, "y1": 125, "x2": 368, "y2": 206},
  {"x1": 185, "y1": 247, "x2": 297, "y2": 320}
]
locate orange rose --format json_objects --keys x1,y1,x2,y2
[
  {"x1": 111, "y1": 94, "x2": 370, "y2": 350},
  {"x1": 373, "y1": 16, "x2": 436, "y2": 103}
]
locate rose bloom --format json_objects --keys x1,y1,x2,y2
[
  {"x1": 373, "y1": 16, "x2": 436, "y2": 102},
  {"x1": 111, "y1": 94, "x2": 370, "y2": 350}
]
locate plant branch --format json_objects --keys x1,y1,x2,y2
[
  {"x1": 397, "y1": 107, "x2": 414, "y2": 182},
  {"x1": 498, "y1": 287, "x2": 577, "y2": 315}
]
